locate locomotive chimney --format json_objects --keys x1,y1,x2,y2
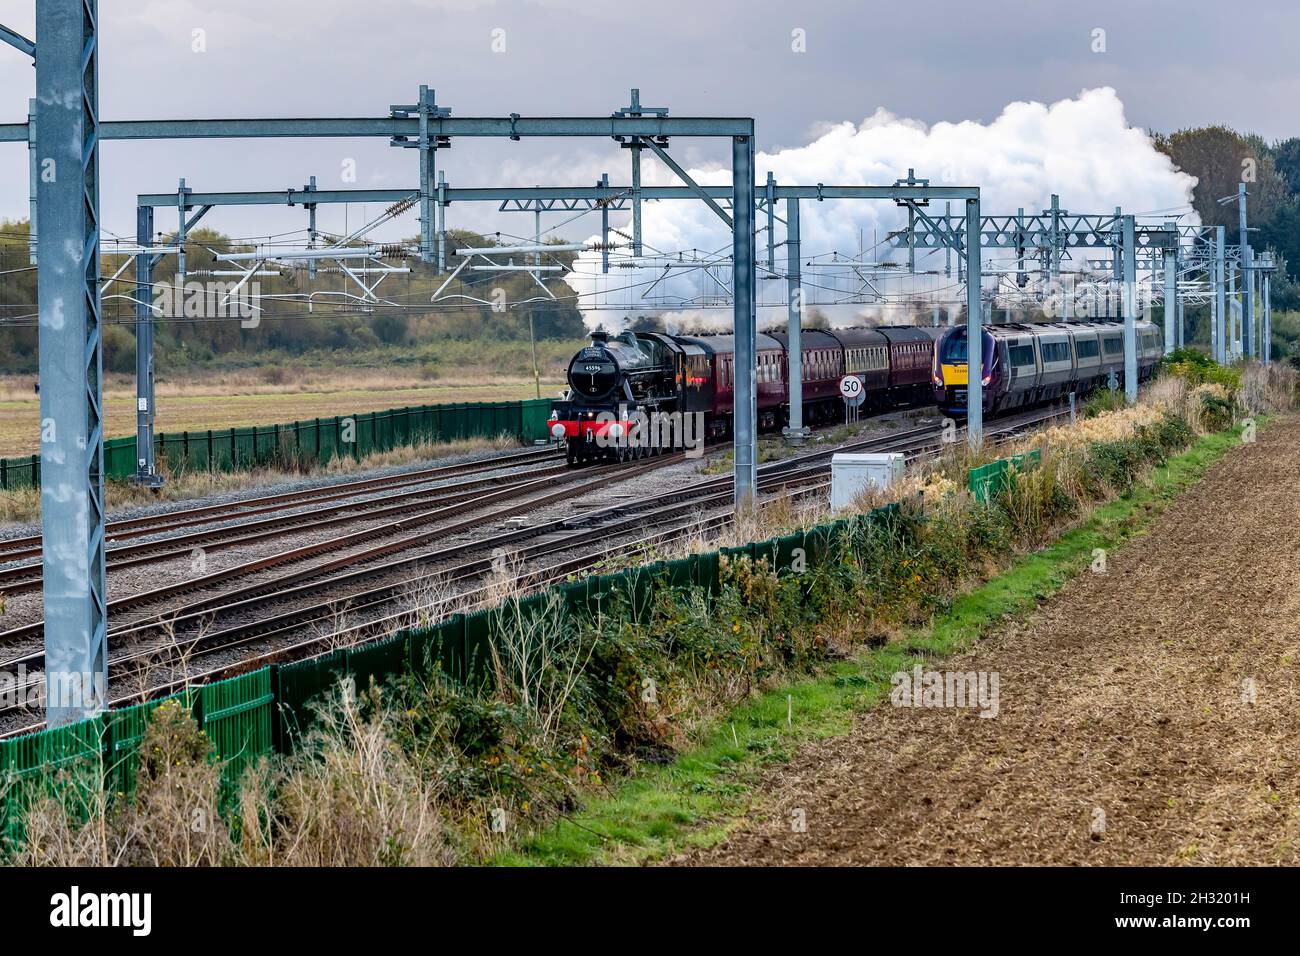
[{"x1": 590, "y1": 327, "x2": 609, "y2": 345}]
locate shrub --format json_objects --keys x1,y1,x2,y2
[
  {"x1": 995, "y1": 456, "x2": 1078, "y2": 545},
  {"x1": 1083, "y1": 387, "x2": 1127, "y2": 418},
  {"x1": 1162, "y1": 348, "x2": 1242, "y2": 390},
  {"x1": 1195, "y1": 387, "x2": 1236, "y2": 432}
]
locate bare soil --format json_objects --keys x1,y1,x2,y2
[{"x1": 673, "y1": 416, "x2": 1300, "y2": 866}]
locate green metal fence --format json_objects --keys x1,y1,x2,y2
[
  {"x1": 968, "y1": 449, "x2": 1042, "y2": 504},
  {"x1": 0, "y1": 503, "x2": 898, "y2": 850},
  {"x1": 0, "y1": 398, "x2": 555, "y2": 491}
]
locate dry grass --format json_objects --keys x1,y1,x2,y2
[
  {"x1": 0, "y1": 486, "x2": 39, "y2": 525},
  {"x1": 239, "y1": 683, "x2": 456, "y2": 866},
  {"x1": 1241, "y1": 362, "x2": 1299, "y2": 416},
  {"x1": 0, "y1": 373, "x2": 558, "y2": 457},
  {"x1": 488, "y1": 591, "x2": 595, "y2": 751},
  {"x1": 12, "y1": 689, "x2": 458, "y2": 867},
  {"x1": 14, "y1": 701, "x2": 229, "y2": 866}
]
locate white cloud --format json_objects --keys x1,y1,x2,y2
[{"x1": 566, "y1": 87, "x2": 1197, "y2": 327}]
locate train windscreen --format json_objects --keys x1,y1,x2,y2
[
  {"x1": 941, "y1": 334, "x2": 969, "y2": 364},
  {"x1": 940, "y1": 330, "x2": 994, "y2": 373}
]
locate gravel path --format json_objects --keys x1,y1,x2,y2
[{"x1": 674, "y1": 416, "x2": 1300, "y2": 866}]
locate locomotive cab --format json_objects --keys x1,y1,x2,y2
[{"x1": 933, "y1": 327, "x2": 998, "y2": 416}]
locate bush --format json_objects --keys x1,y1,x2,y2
[
  {"x1": 1162, "y1": 347, "x2": 1242, "y2": 390},
  {"x1": 1153, "y1": 413, "x2": 1194, "y2": 451},
  {"x1": 1197, "y1": 389, "x2": 1236, "y2": 432},
  {"x1": 1083, "y1": 387, "x2": 1127, "y2": 418},
  {"x1": 1085, "y1": 438, "x2": 1145, "y2": 494}
]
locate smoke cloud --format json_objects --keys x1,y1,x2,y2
[{"x1": 566, "y1": 87, "x2": 1197, "y2": 329}]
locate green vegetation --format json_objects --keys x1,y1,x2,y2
[
  {"x1": 0, "y1": 220, "x2": 589, "y2": 375},
  {"x1": 1161, "y1": 347, "x2": 1242, "y2": 389},
  {"x1": 7, "y1": 378, "x2": 1256, "y2": 865},
  {"x1": 504, "y1": 424, "x2": 1242, "y2": 865},
  {"x1": 1151, "y1": 126, "x2": 1300, "y2": 363}
]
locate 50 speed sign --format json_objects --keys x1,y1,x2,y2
[{"x1": 839, "y1": 374, "x2": 866, "y2": 407}]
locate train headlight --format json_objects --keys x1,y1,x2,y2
[
  {"x1": 982, "y1": 375, "x2": 991, "y2": 386},
  {"x1": 550, "y1": 423, "x2": 566, "y2": 439}
]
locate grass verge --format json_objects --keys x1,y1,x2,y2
[{"x1": 497, "y1": 426, "x2": 1243, "y2": 866}]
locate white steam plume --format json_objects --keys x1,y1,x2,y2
[{"x1": 565, "y1": 87, "x2": 1196, "y2": 329}]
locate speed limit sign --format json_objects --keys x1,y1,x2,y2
[{"x1": 839, "y1": 374, "x2": 865, "y2": 407}]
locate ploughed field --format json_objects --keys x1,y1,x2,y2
[{"x1": 675, "y1": 415, "x2": 1300, "y2": 866}]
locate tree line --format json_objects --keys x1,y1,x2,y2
[{"x1": 0, "y1": 222, "x2": 588, "y2": 374}]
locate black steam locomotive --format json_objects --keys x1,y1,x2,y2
[{"x1": 550, "y1": 326, "x2": 940, "y2": 464}]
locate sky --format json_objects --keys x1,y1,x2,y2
[{"x1": 1, "y1": 0, "x2": 1296, "y2": 312}]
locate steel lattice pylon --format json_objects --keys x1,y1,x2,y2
[{"x1": 33, "y1": 0, "x2": 108, "y2": 725}]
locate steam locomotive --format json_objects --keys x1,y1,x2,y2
[{"x1": 550, "y1": 326, "x2": 940, "y2": 464}]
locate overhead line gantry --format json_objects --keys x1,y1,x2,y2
[{"x1": 3, "y1": 3, "x2": 757, "y2": 726}]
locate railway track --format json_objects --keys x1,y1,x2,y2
[
  {"x1": 0, "y1": 448, "x2": 691, "y2": 645},
  {"x1": 0, "y1": 446, "x2": 569, "y2": 594},
  {"x1": 0, "y1": 406, "x2": 1065, "y2": 728},
  {"x1": 0, "y1": 445, "x2": 561, "y2": 563},
  {"x1": 0, "y1": 457, "x2": 830, "y2": 727}
]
